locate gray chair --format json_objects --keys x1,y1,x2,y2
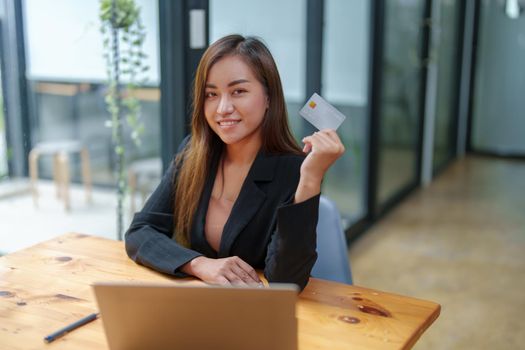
[{"x1": 311, "y1": 195, "x2": 353, "y2": 284}]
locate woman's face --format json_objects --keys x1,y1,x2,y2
[{"x1": 204, "y1": 55, "x2": 269, "y2": 148}]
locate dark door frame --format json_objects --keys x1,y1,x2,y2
[
  {"x1": 158, "y1": 0, "x2": 209, "y2": 172},
  {"x1": 0, "y1": 0, "x2": 31, "y2": 178},
  {"x1": 431, "y1": 0, "x2": 467, "y2": 177}
]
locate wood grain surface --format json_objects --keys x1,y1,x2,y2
[{"x1": 0, "y1": 233, "x2": 440, "y2": 349}]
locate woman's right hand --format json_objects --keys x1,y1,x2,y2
[{"x1": 181, "y1": 256, "x2": 262, "y2": 286}]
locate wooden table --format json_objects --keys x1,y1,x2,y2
[{"x1": 0, "y1": 233, "x2": 440, "y2": 349}]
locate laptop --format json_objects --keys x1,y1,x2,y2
[{"x1": 92, "y1": 281, "x2": 299, "y2": 350}]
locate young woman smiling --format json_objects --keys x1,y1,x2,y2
[{"x1": 125, "y1": 35, "x2": 344, "y2": 290}]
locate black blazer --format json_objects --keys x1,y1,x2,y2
[{"x1": 125, "y1": 139, "x2": 319, "y2": 290}]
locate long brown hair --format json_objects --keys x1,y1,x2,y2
[{"x1": 173, "y1": 34, "x2": 302, "y2": 246}]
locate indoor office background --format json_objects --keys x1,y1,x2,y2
[{"x1": 0, "y1": 0, "x2": 524, "y2": 349}]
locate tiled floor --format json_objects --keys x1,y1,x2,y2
[
  {"x1": 0, "y1": 179, "x2": 132, "y2": 254},
  {"x1": 350, "y1": 156, "x2": 525, "y2": 349}
]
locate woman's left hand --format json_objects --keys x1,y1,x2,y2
[{"x1": 294, "y1": 129, "x2": 345, "y2": 203}]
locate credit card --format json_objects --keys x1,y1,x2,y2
[{"x1": 299, "y1": 93, "x2": 347, "y2": 131}]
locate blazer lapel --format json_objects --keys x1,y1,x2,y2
[{"x1": 218, "y1": 151, "x2": 277, "y2": 257}]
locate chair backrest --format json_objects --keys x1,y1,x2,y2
[{"x1": 311, "y1": 195, "x2": 353, "y2": 284}]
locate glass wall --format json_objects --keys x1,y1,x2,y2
[
  {"x1": 321, "y1": 0, "x2": 369, "y2": 226},
  {"x1": 431, "y1": 0, "x2": 461, "y2": 172},
  {"x1": 471, "y1": 0, "x2": 525, "y2": 155},
  {"x1": 377, "y1": 0, "x2": 426, "y2": 205},
  {"x1": 0, "y1": 66, "x2": 6, "y2": 181},
  {"x1": 23, "y1": 0, "x2": 161, "y2": 185}
]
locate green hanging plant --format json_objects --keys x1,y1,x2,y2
[
  {"x1": 99, "y1": 0, "x2": 149, "y2": 239},
  {"x1": 100, "y1": 0, "x2": 139, "y2": 29},
  {"x1": 100, "y1": 0, "x2": 148, "y2": 147}
]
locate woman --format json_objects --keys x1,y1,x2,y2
[{"x1": 125, "y1": 34, "x2": 344, "y2": 290}]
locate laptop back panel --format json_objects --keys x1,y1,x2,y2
[{"x1": 93, "y1": 282, "x2": 298, "y2": 350}]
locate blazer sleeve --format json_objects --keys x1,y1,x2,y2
[
  {"x1": 124, "y1": 137, "x2": 203, "y2": 277},
  {"x1": 264, "y1": 193, "x2": 320, "y2": 291}
]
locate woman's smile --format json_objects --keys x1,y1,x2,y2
[{"x1": 217, "y1": 118, "x2": 241, "y2": 128}]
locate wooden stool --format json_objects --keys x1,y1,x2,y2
[
  {"x1": 128, "y1": 157, "x2": 162, "y2": 215},
  {"x1": 29, "y1": 141, "x2": 92, "y2": 211}
]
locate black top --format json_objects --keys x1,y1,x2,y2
[{"x1": 124, "y1": 137, "x2": 319, "y2": 290}]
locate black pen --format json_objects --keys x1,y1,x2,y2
[{"x1": 43, "y1": 312, "x2": 100, "y2": 343}]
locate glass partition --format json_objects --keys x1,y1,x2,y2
[
  {"x1": 471, "y1": 0, "x2": 525, "y2": 155},
  {"x1": 0, "y1": 67, "x2": 7, "y2": 181},
  {"x1": 321, "y1": 0, "x2": 370, "y2": 227},
  {"x1": 23, "y1": 0, "x2": 161, "y2": 185},
  {"x1": 432, "y1": 0, "x2": 461, "y2": 172},
  {"x1": 377, "y1": 0, "x2": 426, "y2": 205}
]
